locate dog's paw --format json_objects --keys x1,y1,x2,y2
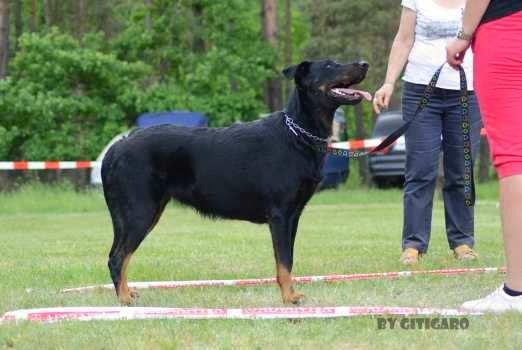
[
  {"x1": 282, "y1": 291, "x2": 305, "y2": 305},
  {"x1": 118, "y1": 294, "x2": 133, "y2": 306},
  {"x1": 130, "y1": 288, "x2": 140, "y2": 300},
  {"x1": 118, "y1": 289, "x2": 139, "y2": 306}
]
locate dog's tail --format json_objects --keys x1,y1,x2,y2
[{"x1": 101, "y1": 139, "x2": 122, "y2": 189}]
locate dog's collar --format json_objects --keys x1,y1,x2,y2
[{"x1": 283, "y1": 112, "x2": 329, "y2": 145}]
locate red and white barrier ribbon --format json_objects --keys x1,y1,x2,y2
[
  {"x1": 0, "y1": 306, "x2": 482, "y2": 323},
  {"x1": 330, "y1": 129, "x2": 486, "y2": 151},
  {"x1": 0, "y1": 128, "x2": 488, "y2": 170},
  {"x1": 0, "y1": 161, "x2": 98, "y2": 170},
  {"x1": 62, "y1": 267, "x2": 505, "y2": 293},
  {"x1": 4, "y1": 267, "x2": 499, "y2": 323},
  {"x1": 330, "y1": 138, "x2": 384, "y2": 151}
]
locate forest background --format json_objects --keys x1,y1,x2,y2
[{"x1": 0, "y1": 0, "x2": 492, "y2": 183}]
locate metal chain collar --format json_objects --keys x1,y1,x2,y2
[{"x1": 283, "y1": 112, "x2": 329, "y2": 144}]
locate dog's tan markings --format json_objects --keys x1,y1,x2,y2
[
  {"x1": 319, "y1": 84, "x2": 328, "y2": 92},
  {"x1": 319, "y1": 111, "x2": 334, "y2": 135},
  {"x1": 277, "y1": 264, "x2": 304, "y2": 304},
  {"x1": 118, "y1": 253, "x2": 134, "y2": 305}
]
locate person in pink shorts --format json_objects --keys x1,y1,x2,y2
[{"x1": 447, "y1": 0, "x2": 522, "y2": 313}]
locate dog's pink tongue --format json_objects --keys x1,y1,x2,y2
[
  {"x1": 348, "y1": 89, "x2": 372, "y2": 101},
  {"x1": 334, "y1": 88, "x2": 372, "y2": 101}
]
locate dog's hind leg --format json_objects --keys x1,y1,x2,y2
[
  {"x1": 269, "y1": 208, "x2": 304, "y2": 305},
  {"x1": 106, "y1": 186, "x2": 169, "y2": 305}
]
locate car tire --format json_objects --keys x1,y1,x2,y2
[{"x1": 372, "y1": 176, "x2": 404, "y2": 189}]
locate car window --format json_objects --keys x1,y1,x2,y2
[{"x1": 372, "y1": 114, "x2": 404, "y2": 137}]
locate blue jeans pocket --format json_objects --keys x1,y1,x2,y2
[{"x1": 402, "y1": 82, "x2": 427, "y2": 122}]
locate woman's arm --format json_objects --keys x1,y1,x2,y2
[
  {"x1": 462, "y1": 0, "x2": 491, "y2": 34},
  {"x1": 383, "y1": 8, "x2": 416, "y2": 86},
  {"x1": 446, "y1": 0, "x2": 491, "y2": 68},
  {"x1": 373, "y1": 7, "x2": 416, "y2": 114}
]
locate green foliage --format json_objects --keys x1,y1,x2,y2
[
  {"x1": 305, "y1": 0, "x2": 400, "y2": 90},
  {"x1": 0, "y1": 29, "x2": 148, "y2": 159},
  {"x1": 0, "y1": 124, "x2": 19, "y2": 159},
  {"x1": 1, "y1": 0, "x2": 287, "y2": 161},
  {"x1": 304, "y1": 0, "x2": 402, "y2": 133},
  {"x1": 114, "y1": 0, "x2": 275, "y2": 126}
]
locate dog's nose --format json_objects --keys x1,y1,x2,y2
[{"x1": 359, "y1": 61, "x2": 369, "y2": 70}]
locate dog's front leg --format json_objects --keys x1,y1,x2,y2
[{"x1": 269, "y1": 210, "x2": 304, "y2": 305}]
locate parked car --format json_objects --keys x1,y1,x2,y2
[
  {"x1": 90, "y1": 111, "x2": 209, "y2": 185},
  {"x1": 367, "y1": 111, "x2": 406, "y2": 188}
]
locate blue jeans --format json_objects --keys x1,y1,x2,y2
[{"x1": 401, "y1": 82, "x2": 482, "y2": 253}]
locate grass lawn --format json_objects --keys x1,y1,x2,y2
[{"x1": 0, "y1": 181, "x2": 521, "y2": 349}]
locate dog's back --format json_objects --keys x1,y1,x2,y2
[{"x1": 102, "y1": 115, "x2": 319, "y2": 224}]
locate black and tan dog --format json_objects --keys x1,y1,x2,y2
[{"x1": 101, "y1": 60, "x2": 370, "y2": 305}]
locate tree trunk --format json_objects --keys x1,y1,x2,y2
[
  {"x1": 262, "y1": 0, "x2": 282, "y2": 112},
  {"x1": 354, "y1": 103, "x2": 369, "y2": 184},
  {"x1": 191, "y1": 3, "x2": 204, "y2": 52},
  {"x1": 478, "y1": 137, "x2": 490, "y2": 183},
  {"x1": 93, "y1": 0, "x2": 110, "y2": 36},
  {"x1": 144, "y1": 0, "x2": 152, "y2": 31},
  {"x1": 76, "y1": 0, "x2": 87, "y2": 40},
  {"x1": 30, "y1": 0, "x2": 37, "y2": 31},
  {"x1": 284, "y1": 0, "x2": 292, "y2": 101},
  {"x1": 43, "y1": 0, "x2": 51, "y2": 27},
  {"x1": 52, "y1": 0, "x2": 64, "y2": 29},
  {"x1": 0, "y1": 0, "x2": 9, "y2": 79},
  {"x1": 14, "y1": 0, "x2": 22, "y2": 51}
]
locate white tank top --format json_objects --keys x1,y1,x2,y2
[{"x1": 401, "y1": 0, "x2": 474, "y2": 90}]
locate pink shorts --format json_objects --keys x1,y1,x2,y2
[{"x1": 473, "y1": 11, "x2": 522, "y2": 178}]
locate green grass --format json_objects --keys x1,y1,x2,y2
[{"x1": 1, "y1": 181, "x2": 521, "y2": 349}]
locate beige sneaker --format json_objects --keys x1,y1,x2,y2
[
  {"x1": 453, "y1": 244, "x2": 478, "y2": 260},
  {"x1": 400, "y1": 248, "x2": 420, "y2": 265}
]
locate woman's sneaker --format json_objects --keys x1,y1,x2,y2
[
  {"x1": 461, "y1": 285, "x2": 522, "y2": 313},
  {"x1": 399, "y1": 248, "x2": 420, "y2": 265},
  {"x1": 453, "y1": 244, "x2": 478, "y2": 260}
]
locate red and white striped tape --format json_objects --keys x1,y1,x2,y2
[
  {"x1": 0, "y1": 306, "x2": 482, "y2": 323},
  {"x1": 62, "y1": 267, "x2": 505, "y2": 293},
  {"x1": 330, "y1": 129, "x2": 486, "y2": 152},
  {"x1": 4, "y1": 267, "x2": 499, "y2": 323},
  {"x1": 330, "y1": 138, "x2": 384, "y2": 151},
  {"x1": 0, "y1": 129, "x2": 488, "y2": 170},
  {"x1": 0, "y1": 161, "x2": 99, "y2": 170}
]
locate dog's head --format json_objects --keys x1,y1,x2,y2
[{"x1": 282, "y1": 60, "x2": 370, "y2": 107}]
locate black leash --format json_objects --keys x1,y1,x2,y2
[{"x1": 284, "y1": 64, "x2": 475, "y2": 207}]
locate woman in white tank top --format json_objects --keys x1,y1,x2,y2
[{"x1": 373, "y1": 0, "x2": 482, "y2": 265}]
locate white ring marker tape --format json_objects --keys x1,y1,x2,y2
[
  {"x1": 1, "y1": 267, "x2": 501, "y2": 323},
  {"x1": 61, "y1": 267, "x2": 505, "y2": 293},
  {"x1": 0, "y1": 306, "x2": 483, "y2": 323}
]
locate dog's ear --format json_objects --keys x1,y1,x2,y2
[
  {"x1": 282, "y1": 65, "x2": 298, "y2": 79},
  {"x1": 282, "y1": 61, "x2": 311, "y2": 81}
]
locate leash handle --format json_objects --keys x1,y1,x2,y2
[{"x1": 458, "y1": 65, "x2": 475, "y2": 207}]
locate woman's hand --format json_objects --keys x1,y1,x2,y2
[
  {"x1": 446, "y1": 38, "x2": 471, "y2": 69},
  {"x1": 373, "y1": 83, "x2": 395, "y2": 114}
]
